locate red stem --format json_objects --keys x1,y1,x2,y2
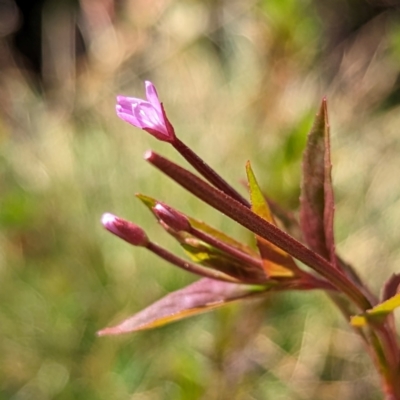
[
  {"x1": 173, "y1": 138, "x2": 250, "y2": 206},
  {"x1": 146, "y1": 241, "x2": 240, "y2": 283}
]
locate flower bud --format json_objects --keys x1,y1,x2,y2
[
  {"x1": 153, "y1": 203, "x2": 190, "y2": 232},
  {"x1": 101, "y1": 213, "x2": 149, "y2": 247},
  {"x1": 116, "y1": 81, "x2": 176, "y2": 142}
]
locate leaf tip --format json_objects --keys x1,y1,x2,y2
[
  {"x1": 319, "y1": 97, "x2": 328, "y2": 117},
  {"x1": 350, "y1": 315, "x2": 365, "y2": 327}
]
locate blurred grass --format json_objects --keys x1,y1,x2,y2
[{"x1": 1, "y1": 0, "x2": 400, "y2": 399}]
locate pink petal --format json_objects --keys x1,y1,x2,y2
[
  {"x1": 133, "y1": 102, "x2": 168, "y2": 134},
  {"x1": 145, "y1": 81, "x2": 162, "y2": 112},
  {"x1": 116, "y1": 106, "x2": 142, "y2": 127},
  {"x1": 101, "y1": 213, "x2": 119, "y2": 235}
]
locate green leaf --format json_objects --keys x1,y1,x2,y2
[
  {"x1": 136, "y1": 193, "x2": 158, "y2": 209},
  {"x1": 350, "y1": 293, "x2": 400, "y2": 327},
  {"x1": 245, "y1": 162, "x2": 299, "y2": 277},
  {"x1": 98, "y1": 278, "x2": 267, "y2": 335},
  {"x1": 300, "y1": 99, "x2": 336, "y2": 266}
]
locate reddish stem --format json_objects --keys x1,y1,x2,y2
[
  {"x1": 146, "y1": 241, "x2": 240, "y2": 283},
  {"x1": 173, "y1": 138, "x2": 250, "y2": 207}
]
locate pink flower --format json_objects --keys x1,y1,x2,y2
[{"x1": 116, "y1": 81, "x2": 176, "y2": 142}]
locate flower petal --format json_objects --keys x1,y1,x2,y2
[
  {"x1": 145, "y1": 81, "x2": 162, "y2": 112},
  {"x1": 133, "y1": 102, "x2": 168, "y2": 135},
  {"x1": 116, "y1": 82, "x2": 176, "y2": 142},
  {"x1": 116, "y1": 106, "x2": 142, "y2": 127}
]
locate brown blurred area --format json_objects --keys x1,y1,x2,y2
[
  {"x1": 2, "y1": 0, "x2": 400, "y2": 96},
  {"x1": 0, "y1": 0, "x2": 119, "y2": 112}
]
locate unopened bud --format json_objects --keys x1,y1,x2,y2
[
  {"x1": 153, "y1": 203, "x2": 190, "y2": 232},
  {"x1": 101, "y1": 213, "x2": 149, "y2": 247}
]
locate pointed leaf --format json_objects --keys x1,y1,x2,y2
[
  {"x1": 188, "y1": 218, "x2": 257, "y2": 256},
  {"x1": 382, "y1": 273, "x2": 400, "y2": 302},
  {"x1": 300, "y1": 99, "x2": 336, "y2": 266},
  {"x1": 350, "y1": 293, "x2": 400, "y2": 327},
  {"x1": 246, "y1": 162, "x2": 298, "y2": 277},
  {"x1": 98, "y1": 278, "x2": 268, "y2": 335},
  {"x1": 136, "y1": 193, "x2": 158, "y2": 210}
]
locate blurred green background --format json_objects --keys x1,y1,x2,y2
[{"x1": 2, "y1": 0, "x2": 400, "y2": 399}]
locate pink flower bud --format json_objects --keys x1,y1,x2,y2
[
  {"x1": 101, "y1": 213, "x2": 149, "y2": 247},
  {"x1": 153, "y1": 203, "x2": 190, "y2": 232},
  {"x1": 116, "y1": 81, "x2": 176, "y2": 142}
]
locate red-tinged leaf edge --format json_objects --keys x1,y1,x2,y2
[
  {"x1": 350, "y1": 293, "x2": 400, "y2": 327},
  {"x1": 245, "y1": 161, "x2": 299, "y2": 277},
  {"x1": 300, "y1": 99, "x2": 337, "y2": 267},
  {"x1": 98, "y1": 278, "x2": 269, "y2": 335},
  {"x1": 382, "y1": 273, "x2": 400, "y2": 302}
]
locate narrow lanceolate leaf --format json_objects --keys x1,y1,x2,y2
[
  {"x1": 98, "y1": 279, "x2": 267, "y2": 335},
  {"x1": 350, "y1": 293, "x2": 400, "y2": 327},
  {"x1": 246, "y1": 162, "x2": 298, "y2": 277},
  {"x1": 300, "y1": 99, "x2": 337, "y2": 267}
]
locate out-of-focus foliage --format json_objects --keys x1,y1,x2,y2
[{"x1": 1, "y1": 0, "x2": 400, "y2": 399}]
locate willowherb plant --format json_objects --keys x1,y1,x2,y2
[{"x1": 100, "y1": 81, "x2": 400, "y2": 399}]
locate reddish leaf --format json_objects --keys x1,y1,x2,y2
[
  {"x1": 98, "y1": 279, "x2": 267, "y2": 335},
  {"x1": 300, "y1": 99, "x2": 336, "y2": 267},
  {"x1": 382, "y1": 273, "x2": 400, "y2": 302},
  {"x1": 246, "y1": 162, "x2": 299, "y2": 277}
]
